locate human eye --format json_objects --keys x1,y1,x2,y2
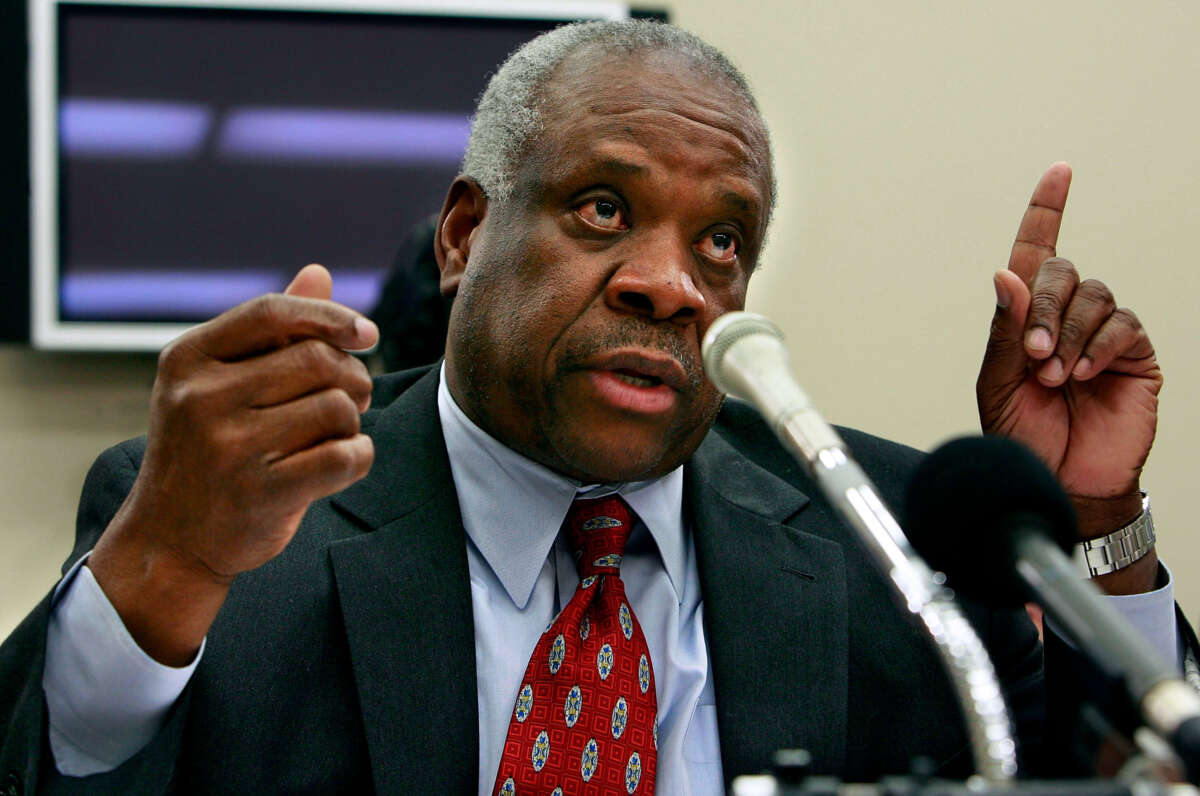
[
  {"x1": 574, "y1": 196, "x2": 629, "y2": 231},
  {"x1": 695, "y1": 229, "x2": 739, "y2": 263}
]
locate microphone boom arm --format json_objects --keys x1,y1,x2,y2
[{"x1": 703, "y1": 312, "x2": 1018, "y2": 781}]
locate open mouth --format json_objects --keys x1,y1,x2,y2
[
  {"x1": 611, "y1": 369, "x2": 663, "y2": 388},
  {"x1": 577, "y1": 348, "x2": 689, "y2": 414},
  {"x1": 587, "y1": 368, "x2": 677, "y2": 415}
]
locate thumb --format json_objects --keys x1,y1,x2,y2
[
  {"x1": 285, "y1": 263, "x2": 334, "y2": 301},
  {"x1": 977, "y1": 269, "x2": 1033, "y2": 417}
]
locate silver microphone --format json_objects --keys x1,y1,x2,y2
[
  {"x1": 702, "y1": 310, "x2": 1018, "y2": 781},
  {"x1": 702, "y1": 311, "x2": 847, "y2": 467}
]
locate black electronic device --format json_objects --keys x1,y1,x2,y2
[{"x1": 27, "y1": 0, "x2": 628, "y2": 349}]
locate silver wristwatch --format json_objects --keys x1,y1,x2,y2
[{"x1": 1073, "y1": 492, "x2": 1155, "y2": 578}]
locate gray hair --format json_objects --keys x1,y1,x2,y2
[{"x1": 461, "y1": 19, "x2": 775, "y2": 210}]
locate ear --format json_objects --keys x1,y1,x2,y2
[{"x1": 434, "y1": 177, "x2": 488, "y2": 299}]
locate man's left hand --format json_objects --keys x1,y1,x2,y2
[{"x1": 976, "y1": 163, "x2": 1163, "y2": 592}]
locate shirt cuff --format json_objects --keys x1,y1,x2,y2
[
  {"x1": 43, "y1": 558, "x2": 203, "y2": 777},
  {"x1": 1046, "y1": 561, "x2": 1179, "y2": 672}
]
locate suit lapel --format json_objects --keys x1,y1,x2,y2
[
  {"x1": 688, "y1": 429, "x2": 850, "y2": 778},
  {"x1": 321, "y1": 367, "x2": 852, "y2": 786},
  {"x1": 328, "y1": 368, "x2": 479, "y2": 793}
]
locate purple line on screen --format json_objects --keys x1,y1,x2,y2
[
  {"x1": 61, "y1": 270, "x2": 386, "y2": 317},
  {"x1": 60, "y1": 99, "x2": 212, "y2": 157},
  {"x1": 218, "y1": 108, "x2": 471, "y2": 163},
  {"x1": 329, "y1": 272, "x2": 387, "y2": 311}
]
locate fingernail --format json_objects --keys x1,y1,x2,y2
[
  {"x1": 1026, "y1": 327, "x2": 1052, "y2": 352},
  {"x1": 1040, "y1": 356, "x2": 1064, "y2": 383},
  {"x1": 355, "y1": 316, "x2": 379, "y2": 344},
  {"x1": 1072, "y1": 357, "x2": 1091, "y2": 379},
  {"x1": 993, "y1": 273, "x2": 1010, "y2": 309}
]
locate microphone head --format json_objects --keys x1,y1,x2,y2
[
  {"x1": 701, "y1": 311, "x2": 784, "y2": 396},
  {"x1": 905, "y1": 435, "x2": 1078, "y2": 606}
]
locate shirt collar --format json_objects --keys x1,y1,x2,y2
[{"x1": 436, "y1": 363, "x2": 686, "y2": 609}]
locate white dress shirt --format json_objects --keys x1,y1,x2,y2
[
  {"x1": 42, "y1": 366, "x2": 1180, "y2": 791},
  {"x1": 436, "y1": 365, "x2": 724, "y2": 794}
]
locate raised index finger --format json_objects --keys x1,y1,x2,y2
[
  {"x1": 188, "y1": 293, "x2": 378, "y2": 362},
  {"x1": 1008, "y1": 162, "x2": 1072, "y2": 284}
]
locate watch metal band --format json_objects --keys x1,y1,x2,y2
[{"x1": 1073, "y1": 492, "x2": 1155, "y2": 578}]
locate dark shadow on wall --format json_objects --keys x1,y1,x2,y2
[{"x1": 368, "y1": 215, "x2": 451, "y2": 374}]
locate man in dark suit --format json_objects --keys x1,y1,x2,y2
[{"x1": 0, "y1": 20, "x2": 1169, "y2": 794}]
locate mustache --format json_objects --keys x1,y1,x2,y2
[{"x1": 557, "y1": 318, "x2": 705, "y2": 390}]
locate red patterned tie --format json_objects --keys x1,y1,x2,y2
[{"x1": 493, "y1": 496, "x2": 658, "y2": 795}]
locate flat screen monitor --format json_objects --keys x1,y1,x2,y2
[{"x1": 29, "y1": 0, "x2": 628, "y2": 350}]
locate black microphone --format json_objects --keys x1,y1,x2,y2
[
  {"x1": 905, "y1": 435, "x2": 1077, "y2": 607},
  {"x1": 905, "y1": 435, "x2": 1200, "y2": 782}
]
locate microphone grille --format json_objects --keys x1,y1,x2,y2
[
  {"x1": 702, "y1": 311, "x2": 784, "y2": 394},
  {"x1": 905, "y1": 435, "x2": 1078, "y2": 606}
]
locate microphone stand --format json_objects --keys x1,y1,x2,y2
[
  {"x1": 731, "y1": 771, "x2": 1197, "y2": 795},
  {"x1": 703, "y1": 313, "x2": 1017, "y2": 781},
  {"x1": 729, "y1": 745, "x2": 1198, "y2": 795},
  {"x1": 791, "y1": 442, "x2": 1016, "y2": 782}
]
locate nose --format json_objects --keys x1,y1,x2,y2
[{"x1": 604, "y1": 242, "x2": 706, "y2": 325}]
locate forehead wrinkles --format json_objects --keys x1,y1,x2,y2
[
  {"x1": 541, "y1": 50, "x2": 768, "y2": 168},
  {"x1": 586, "y1": 87, "x2": 765, "y2": 159},
  {"x1": 590, "y1": 106, "x2": 762, "y2": 180}
]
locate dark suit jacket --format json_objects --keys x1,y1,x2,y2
[{"x1": 0, "y1": 365, "x2": 1045, "y2": 794}]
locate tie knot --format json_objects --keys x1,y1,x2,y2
[{"x1": 563, "y1": 495, "x2": 633, "y2": 580}]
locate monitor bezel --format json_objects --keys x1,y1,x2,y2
[{"x1": 29, "y1": 0, "x2": 628, "y2": 350}]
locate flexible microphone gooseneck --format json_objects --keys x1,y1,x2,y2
[
  {"x1": 905, "y1": 435, "x2": 1200, "y2": 783},
  {"x1": 702, "y1": 311, "x2": 1017, "y2": 781}
]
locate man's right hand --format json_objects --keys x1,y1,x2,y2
[{"x1": 87, "y1": 264, "x2": 378, "y2": 665}]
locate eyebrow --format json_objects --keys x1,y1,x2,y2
[
  {"x1": 553, "y1": 154, "x2": 763, "y2": 226},
  {"x1": 592, "y1": 157, "x2": 650, "y2": 177},
  {"x1": 593, "y1": 160, "x2": 760, "y2": 215},
  {"x1": 720, "y1": 190, "x2": 758, "y2": 215}
]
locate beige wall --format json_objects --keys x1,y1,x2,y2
[
  {"x1": 0, "y1": 349, "x2": 153, "y2": 636},
  {"x1": 4, "y1": 0, "x2": 1199, "y2": 639},
  {"x1": 666, "y1": 0, "x2": 1200, "y2": 614}
]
